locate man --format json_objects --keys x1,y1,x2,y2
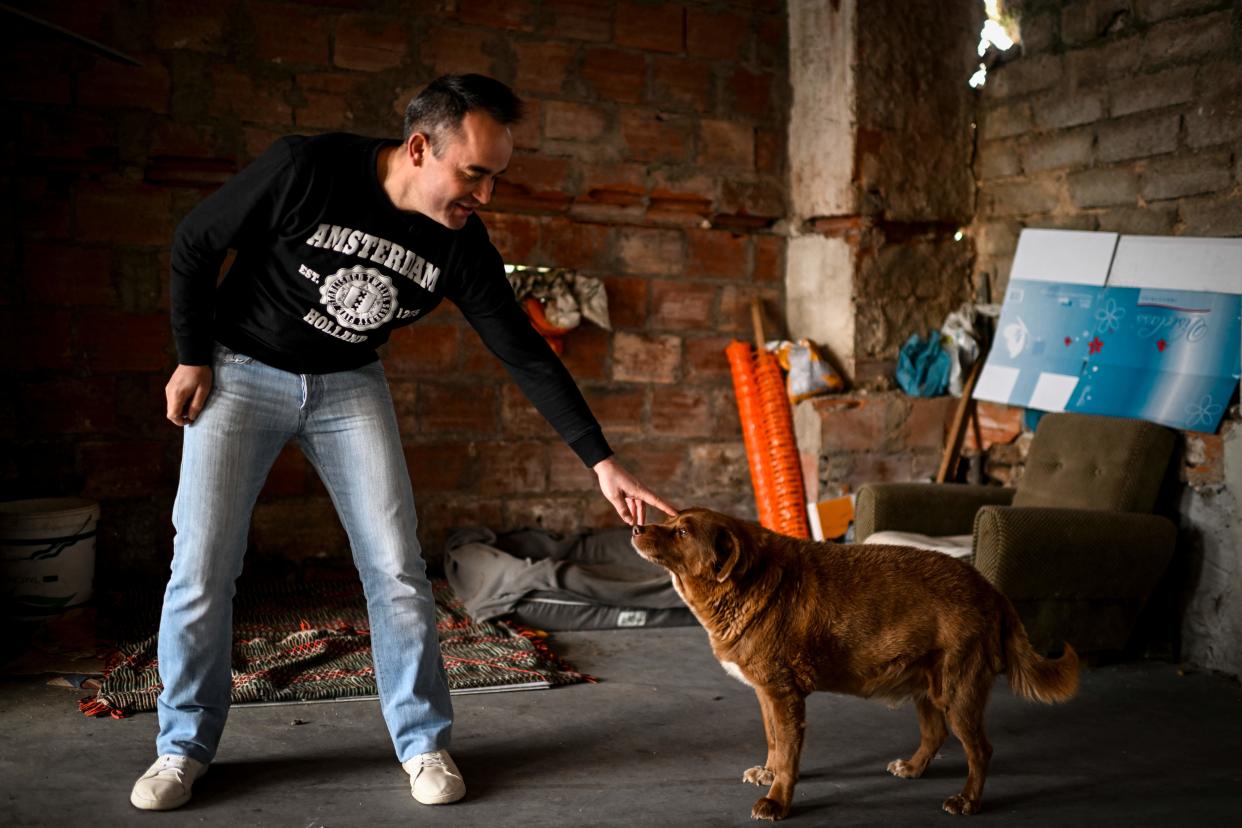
[{"x1": 131, "y1": 74, "x2": 675, "y2": 812}]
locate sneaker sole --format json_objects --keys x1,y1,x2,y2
[
  {"x1": 413, "y1": 788, "x2": 466, "y2": 805},
  {"x1": 130, "y1": 789, "x2": 192, "y2": 811}
]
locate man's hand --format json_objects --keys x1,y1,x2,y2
[
  {"x1": 593, "y1": 456, "x2": 677, "y2": 526},
  {"x1": 165, "y1": 364, "x2": 213, "y2": 426}
]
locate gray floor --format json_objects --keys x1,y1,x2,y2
[{"x1": 2, "y1": 625, "x2": 1241, "y2": 827}]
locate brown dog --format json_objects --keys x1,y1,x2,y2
[{"x1": 631, "y1": 507, "x2": 1078, "y2": 821}]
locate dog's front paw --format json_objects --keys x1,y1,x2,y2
[
  {"x1": 743, "y1": 766, "x2": 775, "y2": 786},
  {"x1": 751, "y1": 796, "x2": 789, "y2": 821},
  {"x1": 886, "y1": 758, "x2": 924, "y2": 779},
  {"x1": 942, "y1": 794, "x2": 980, "y2": 815}
]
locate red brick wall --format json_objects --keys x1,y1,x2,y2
[{"x1": 3, "y1": 0, "x2": 789, "y2": 574}]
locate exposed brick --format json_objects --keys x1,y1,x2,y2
[
  {"x1": 153, "y1": 1, "x2": 228, "y2": 51},
  {"x1": 459, "y1": 0, "x2": 538, "y2": 31},
  {"x1": 1060, "y1": 0, "x2": 1134, "y2": 47},
  {"x1": 578, "y1": 162, "x2": 648, "y2": 208},
  {"x1": 250, "y1": 1, "x2": 332, "y2": 65},
  {"x1": 979, "y1": 176, "x2": 1063, "y2": 216},
  {"x1": 334, "y1": 15, "x2": 409, "y2": 71},
  {"x1": 77, "y1": 56, "x2": 171, "y2": 114},
  {"x1": 75, "y1": 184, "x2": 174, "y2": 247},
  {"x1": 545, "y1": 101, "x2": 610, "y2": 142},
  {"x1": 477, "y1": 441, "x2": 547, "y2": 494},
  {"x1": 1134, "y1": 0, "x2": 1225, "y2": 22},
  {"x1": 755, "y1": 13, "x2": 785, "y2": 69},
  {"x1": 1021, "y1": 129, "x2": 1094, "y2": 172},
  {"x1": 582, "y1": 47, "x2": 646, "y2": 105},
  {"x1": 21, "y1": 377, "x2": 117, "y2": 435},
  {"x1": 501, "y1": 384, "x2": 558, "y2": 437},
  {"x1": 251, "y1": 500, "x2": 347, "y2": 561},
  {"x1": 560, "y1": 324, "x2": 609, "y2": 380},
  {"x1": 512, "y1": 40, "x2": 576, "y2": 96},
  {"x1": 385, "y1": 323, "x2": 460, "y2": 375},
  {"x1": 1141, "y1": 10, "x2": 1232, "y2": 67},
  {"x1": 1066, "y1": 38, "x2": 1142, "y2": 86},
  {"x1": 979, "y1": 101, "x2": 1033, "y2": 141},
  {"x1": 417, "y1": 382, "x2": 497, "y2": 433},
  {"x1": 977, "y1": 139, "x2": 1022, "y2": 179},
  {"x1": 295, "y1": 73, "x2": 365, "y2": 129},
  {"x1": 23, "y1": 244, "x2": 114, "y2": 306},
  {"x1": 546, "y1": 443, "x2": 600, "y2": 492},
  {"x1": 602, "y1": 276, "x2": 649, "y2": 329},
  {"x1": 483, "y1": 211, "x2": 540, "y2": 262},
  {"x1": 1097, "y1": 114, "x2": 1179, "y2": 162},
  {"x1": 687, "y1": 441, "x2": 749, "y2": 493},
  {"x1": 753, "y1": 235, "x2": 784, "y2": 282},
  {"x1": 1179, "y1": 195, "x2": 1242, "y2": 236},
  {"x1": 901, "y1": 397, "x2": 955, "y2": 451},
  {"x1": 615, "y1": 1, "x2": 685, "y2": 53},
  {"x1": 210, "y1": 64, "x2": 293, "y2": 124},
  {"x1": 717, "y1": 285, "x2": 780, "y2": 335},
  {"x1": 4, "y1": 309, "x2": 72, "y2": 371},
  {"x1": 405, "y1": 441, "x2": 477, "y2": 492},
  {"x1": 1183, "y1": 433, "x2": 1224, "y2": 487},
  {"x1": 686, "y1": 6, "x2": 749, "y2": 60},
  {"x1": 503, "y1": 496, "x2": 586, "y2": 533},
  {"x1": 612, "y1": 332, "x2": 681, "y2": 383},
  {"x1": 1018, "y1": 12, "x2": 1058, "y2": 54},
  {"x1": 1067, "y1": 165, "x2": 1140, "y2": 208},
  {"x1": 582, "y1": 386, "x2": 646, "y2": 433},
  {"x1": 726, "y1": 67, "x2": 774, "y2": 119},
  {"x1": 698, "y1": 119, "x2": 754, "y2": 169},
  {"x1": 1093, "y1": 204, "x2": 1178, "y2": 234},
  {"x1": 1109, "y1": 66, "x2": 1195, "y2": 117},
  {"x1": 422, "y1": 26, "x2": 496, "y2": 77},
  {"x1": 260, "y1": 445, "x2": 312, "y2": 497},
  {"x1": 79, "y1": 441, "x2": 170, "y2": 499},
  {"x1": 647, "y1": 171, "x2": 716, "y2": 222},
  {"x1": 540, "y1": 218, "x2": 613, "y2": 270},
  {"x1": 684, "y1": 336, "x2": 735, "y2": 381},
  {"x1": 3, "y1": 44, "x2": 71, "y2": 105},
  {"x1": 1185, "y1": 89, "x2": 1242, "y2": 148},
  {"x1": 511, "y1": 98, "x2": 542, "y2": 151},
  {"x1": 541, "y1": 0, "x2": 612, "y2": 42},
  {"x1": 495, "y1": 155, "x2": 573, "y2": 212},
  {"x1": 623, "y1": 442, "x2": 689, "y2": 488},
  {"x1": 78, "y1": 311, "x2": 172, "y2": 373},
  {"x1": 812, "y1": 396, "x2": 898, "y2": 453},
  {"x1": 1141, "y1": 149, "x2": 1233, "y2": 201},
  {"x1": 687, "y1": 228, "x2": 749, "y2": 279},
  {"x1": 754, "y1": 127, "x2": 782, "y2": 175},
  {"x1": 617, "y1": 226, "x2": 684, "y2": 275},
  {"x1": 650, "y1": 387, "x2": 714, "y2": 437},
  {"x1": 649, "y1": 280, "x2": 718, "y2": 330},
  {"x1": 984, "y1": 53, "x2": 1062, "y2": 99},
  {"x1": 717, "y1": 178, "x2": 785, "y2": 222},
  {"x1": 650, "y1": 56, "x2": 715, "y2": 113},
  {"x1": 1031, "y1": 91, "x2": 1105, "y2": 130}
]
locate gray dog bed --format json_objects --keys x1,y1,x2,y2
[{"x1": 444, "y1": 526, "x2": 697, "y2": 631}]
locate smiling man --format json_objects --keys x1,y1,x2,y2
[{"x1": 135, "y1": 74, "x2": 675, "y2": 813}]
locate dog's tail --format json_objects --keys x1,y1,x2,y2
[{"x1": 1001, "y1": 600, "x2": 1079, "y2": 704}]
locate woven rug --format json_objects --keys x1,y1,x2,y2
[{"x1": 80, "y1": 577, "x2": 590, "y2": 719}]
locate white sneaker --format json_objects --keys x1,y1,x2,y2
[
  {"x1": 402, "y1": 749, "x2": 465, "y2": 805},
  {"x1": 130, "y1": 754, "x2": 207, "y2": 811}
]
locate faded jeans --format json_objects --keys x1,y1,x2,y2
[{"x1": 156, "y1": 344, "x2": 452, "y2": 764}]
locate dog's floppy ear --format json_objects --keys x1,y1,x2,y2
[{"x1": 714, "y1": 527, "x2": 744, "y2": 582}]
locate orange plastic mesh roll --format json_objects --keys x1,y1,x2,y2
[{"x1": 726, "y1": 340, "x2": 810, "y2": 538}]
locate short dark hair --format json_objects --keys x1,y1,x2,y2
[{"x1": 402, "y1": 74, "x2": 524, "y2": 153}]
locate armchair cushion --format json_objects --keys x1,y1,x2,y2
[
  {"x1": 854, "y1": 483, "x2": 1016, "y2": 542},
  {"x1": 1011, "y1": 413, "x2": 1175, "y2": 513}
]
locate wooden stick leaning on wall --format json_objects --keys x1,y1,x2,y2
[{"x1": 936, "y1": 356, "x2": 985, "y2": 484}]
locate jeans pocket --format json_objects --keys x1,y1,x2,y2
[{"x1": 219, "y1": 348, "x2": 255, "y2": 365}]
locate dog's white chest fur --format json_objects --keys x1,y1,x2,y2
[{"x1": 720, "y1": 660, "x2": 753, "y2": 687}]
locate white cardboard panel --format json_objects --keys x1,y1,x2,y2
[
  {"x1": 973, "y1": 363, "x2": 1021, "y2": 403},
  {"x1": 1009, "y1": 229, "x2": 1117, "y2": 286},
  {"x1": 1109, "y1": 236, "x2": 1242, "y2": 295}
]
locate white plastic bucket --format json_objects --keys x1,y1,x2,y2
[{"x1": 0, "y1": 498, "x2": 98, "y2": 619}]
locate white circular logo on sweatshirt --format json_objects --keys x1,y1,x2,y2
[{"x1": 319, "y1": 265, "x2": 397, "y2": 331}]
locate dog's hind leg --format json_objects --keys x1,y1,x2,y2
[
  {"x1": 743, "y1": 690, "x2": 777, "y2": 787},
  {"x1": 942, "y1": 685, "x2": 993, "y2": 816},
  {"x1": 887, "y1": 694, "x2": 947, "y2": 779},
  {"x1": 750, "y1": 686, "x2": 806, "y2": 821}
]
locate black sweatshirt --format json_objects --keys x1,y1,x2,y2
[{"x1": 170, "y1": 132, "x2": 611, "y2": 467}]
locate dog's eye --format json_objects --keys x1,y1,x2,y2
[{"x1": 676, "y1": 528, "x2": 688, "y2": 537}]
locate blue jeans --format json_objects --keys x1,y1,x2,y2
[{"x1": 156, "y1": 345, "x2": 452, "y2": 764}]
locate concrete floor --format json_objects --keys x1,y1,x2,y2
[{"x1": 2, "y1": 625, "x2": 1241, "y2": 827}]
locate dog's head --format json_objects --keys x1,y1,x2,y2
[{"x1": 630, "y1": 507, "x2": 750, "y2": 584}]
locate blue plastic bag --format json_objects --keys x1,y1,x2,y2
[{"x1": 896, "y1": 332, "x2": 951, "y2": 397}]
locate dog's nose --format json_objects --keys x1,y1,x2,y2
[{"x1": 631, "y1": 524, "x2": 644, "y2": 536}]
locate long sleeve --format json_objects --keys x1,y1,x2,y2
[
  {"x1": 450, "y1": 244, "x2": 613, "y2": 467},
  {"x1": 169, "y1": 137, "x2": 303, "y2": 365}
]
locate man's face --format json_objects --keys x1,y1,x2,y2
[{"x1": 412, "y1": 109, "x2": 513, "y2": 230}]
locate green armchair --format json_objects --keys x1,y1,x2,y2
[{"x1": 855, "y1": 412, "x2": 1178, "y2": 655}]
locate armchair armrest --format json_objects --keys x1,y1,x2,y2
[
  {"x1": 973, "y1": 506, "x2": 1176, "y2": 600},
  {"x1": 854, "y1": 483, "x2": 1016, "y2": 542}
]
